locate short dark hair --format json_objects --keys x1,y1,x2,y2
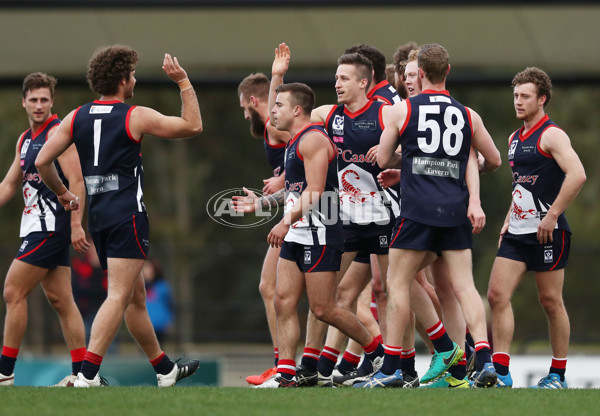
[
  {"x1": 345, "y1": 44, "x2": 386, "y2": 84},
  {"x1": 275, "y1": 82, "x2": 315, "y2": 115},
  {"x1": 393, "y1": 41, "x2": 419, "y2": 76},
  {"x1": 238, "y1": 73, "x2": 270, "y2": 101},
  {"x1": 512, "y1": 67, "x2": 553, "y2": 107},
  {"x1": 23, "y1": 72, "x2": 57, "y2": 98},
  {"x1": 87, "y1": 45, "x2": 138, "y2": 95},
  {"x1": 417, "y1": 43, "x2": 449, "y2": 84},
  {"x1": 337, "y1": 53, "x2": 373, "y2": 87}
]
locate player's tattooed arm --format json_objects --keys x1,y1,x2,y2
[{"x1": 258, "y1": 188, "x2": 285, "y2": 209}]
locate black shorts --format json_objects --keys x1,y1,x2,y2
[
  {"x1": 280, "y1": 241, "x2": 342, "y2": 273},
  {"x1": 15, "y1": 232, "x2": 70, "y2": 269},
  {"x1": 389, "y1": 217, "x2": 472, "y2": 253},
  {"x1": 497, "y1": 230, "x2": 570, "y2": 272},
  {"x1": 353, "y1": 252, "x2": 371, "y2": 264},
  {"x1": 343, "y1": 223, "x2": 393, "y2": 255},
  {"x1": 91, "y1": 214, "x2": 150, "y2": 271}
]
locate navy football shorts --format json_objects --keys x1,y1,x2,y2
[
  {"x1": 353, "y1": 252, "x2": 371, "y2": 264},
  {"x1": 343, "y1": 223, "x2": 393, "y2": 255},
  {"x1": 389, "y1": 216, "x2": 473, "y2": 253},
  {"x1": 16, "y1": 231, "x2": 70, "y2": 269},
  {"x1": 280, "y1": 241, "x2": 342, "y2": 273},
  {"x1": 497, "y1": 229, "x2": 570, "y2": 272},
  {"x1": 92, "y1": 213, "x2": 149, "y2": 271}
]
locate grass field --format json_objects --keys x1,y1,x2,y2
[{"x1": 1, "y1": 387, "x2": 599, "y2": 416}]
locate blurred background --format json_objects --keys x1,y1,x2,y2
[{"x1": 0, "y1": 1, "x2": 599, "y2": 386}]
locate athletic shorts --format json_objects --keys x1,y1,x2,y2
[
  {"x1": 91, "y1": 213, "x2": 150, "y2": 271},
  {"x1": 353, "y1": 252, "x2": 370, "y2": 264},
  {"x1": 280, "y1": 241, "x2": 342, "y2": 273},
  {"x1": 343, "y1": 223, "x2": 393, "y2": 255},
  {"x1": 389, "y1": 217, "x2": 472, "y2": 252},
  {"x1": 15, "y1": 231, "x2": 70, "y2": 269},
  {"x1": 497, "y1": 230, "x2": 570, "y2": 272}
]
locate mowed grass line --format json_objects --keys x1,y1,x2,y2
[{"x1": 1, "y1": 387, "x2": 598, "y2": 416}]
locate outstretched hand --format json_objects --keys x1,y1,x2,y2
[
  {"x1": 377, "y1": 169, "x2": 401, "y2": 189},
  {"x1": 231, "y1": 187, "x2": 259, "y2": 213},
  {"x1": 272, "y1": 43, "x2": 290, "y2": 77},
  {"x1": 162, "y1": 53, "x2": 188, "y2": 83}
]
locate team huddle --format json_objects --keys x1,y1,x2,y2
[
  {"x1": 0, "y1": 41, "x2": 586, "y2": 389},
  {"x1": 234, "y1": 42, "x2": 586, "y2": 389}
]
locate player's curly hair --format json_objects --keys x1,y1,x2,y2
[
  {"x1": 512, "y1": 67, "x2": 553, "y2": 107},
  {"x1": 393, "y1": 41, "x2": 418, "y2": 77},
  {"x1": 22, "y1": 72, "x2": 57, "y2": 98},
  {"x1": 87, "y1": 45, "x2": 138, "y2": 96},
  {"x1": 345, "y1": 44, "x2": 386, "y2": 84},
  {"x1": 418, "y1": 43, "x2": 449, "y2": 85}
]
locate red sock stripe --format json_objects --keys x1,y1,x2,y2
[
  {"x1": 551, "y1": 357, "x2": 567, "y2": 369},
  {"x1": 1, "y1": 346, "x2": 19, "y2": 358},
  {"x1": 274, "y1": 348, "x2": 279, "y2": 359},
  {"x1": 384, "y1": 345, "x2": 402, "y2": 356},
  {"x1": 457, "y1": 357, "x2": 467, "y2": 366},
  {"x1": 85, "y1": 351, "x2": 104, "y2": 366},
  {"x1": 150, "y1": 352, "x2": 166, "y2": 366},
  {"x1": 70, "y1": 347, "x2": 87, "y2": 362},
  {"x1": 401, "y1": 348, "x2": 416, "y2": 358},
  {"x1": 492, "y1": 352, "x2": 510, "y2": 367},
  {"x1": 277, "y1": 359, "x2": 296, "y2": 376},
  {"x1": 362, "y1": 337, "x2": 380, "y2": 354},
  {"x1": 321, "y1": 347, "x2": 340, "y2": 362},
  {"x1": 303, "y1": 347, "x2": 320, "y2": 360},
  {"x1": 475, "y1": 341, "x2": 491, "y2": 351},
  {"x1": 426, "y1": 321, "x2": 446, "y2": 340},
  {"x1": 342, "y1": 351, "x2": 361, "y2": 365},
  {"x1": 375, "y1": 334, "x2": 384, "y2": 344}
]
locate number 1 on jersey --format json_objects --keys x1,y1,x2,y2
[{"x1": 93, "y1": 119, "x2": 101, "y2": 166}]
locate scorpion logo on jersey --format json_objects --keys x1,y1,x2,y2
[
  {"x1": 340, "y1": 170, "x2": 377, "y2": 204},
  {"x1": 511, "y1": 189, "x2": 536, "y2": 220}
]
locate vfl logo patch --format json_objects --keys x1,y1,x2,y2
[
  {"x1": 544, "y1": 249, "x2": 553, "y2": 263},
  {"x1": 89, "y1": 105, "x2": 113, "y2": 114},
  {"x1": 20, "y1": 139, "x2": 31, "y2": 159},
  {"x1": 19, "y1": 240, "x2": 29, "y2": 252},
  {"x1": 304, "y1": 250, "x2": 312, "y2": 264},
  {"x1": 508, "y1": 139, "x2": 518, "y2": 160},
  {"x1": 332, "y1": 115, "x2": 344, "y2": 136},
  {"x1": 379, "y1": 235, "x2": 388, "y2": 247}
]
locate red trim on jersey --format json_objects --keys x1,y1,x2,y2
[
  {"x1": 536, "y1": 125, "x2": 557, "y2": 159},
  {"x1": 343, "y1": 99, "x2": 374, "y2": 118},
  {"x1": 292, "y1": 123, "x2": 328, "y2": 162},
  {"x1": 367, "y1": 80, "x2": 393, "y2": 105},
  {"x1": 398, "y1": 100, "x2": 412, "y2": 137},
  {"x1": 264, "y1": 118, "x2": 286, "y2": 148},
  {"x1": 93, "y1": 100, "x2": 122, "y2": 104},
  {"x1": 306, "y1": 246, "x2": 326, "y2": 273},
  {"x1": 465, "y1": 108, "x2": 474, "y2": 139},
  {"x1": 17, "y1": 132, "x2": 26, "y2": 151},
  {"x1": 126, "y1": 106, "x2": 142, "y2": 143},
  {"x1": 378, "y1": 104, "x2": 386, "y2": 131},
  {"x1": 549, "y1": 230, "x2": 566, "y2": 271},
  {"x1": 70, "y1": 107, "x2": 82, "y2": 140},
  {"x1": 31, "y1": 114, "x2": 59, "y2": 140},
  {"x1": 16, "y1": 233, "x2": 54, "y2": 260},
  {"x1": 324, "y1": 106, "x2": 338, "y2": 134},
  {"x1": 390, "y1": 218, "x2": 405, "y2": 246},
  {"x1": 132, "y1": 215, "x2": 147, "y2": 260},
  {"x1": 519, "y1": 114, "x2": 550, "y2": 141},
  {"x1": 421, "y1": 89, "x2": 450, "y2": 96}
]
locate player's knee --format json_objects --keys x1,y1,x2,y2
[
  {"x1": 538, "y1": 293, "x2": 564, "y2": 314},
  {"x1": 3, "y1": 284, "x2": 26, "y2": 305},
  {"x1": 310, "y1": 304, "x2": 334, "y2": 323},
  {"x1": 487, "y1": 286, "x2": 506, "y2": 308},
  {"x1": 258, "y1": 279, "x2": 275, "y2": 301}
]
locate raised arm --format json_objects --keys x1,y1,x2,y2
[
  {"x1": 128, "y1": 53, "x2": 203, "y2": 140},
  {"x1": 469, "y1": 108, "x2": 501, "y2": 173},
  {"x1": 0, "y1": 137, "x2": 25, "y2": 208},
  {"x1": 536, "y1": 126, "x2": 586, "y2": 243},
  {"x1": 268, "y1": 43, "x2": 290, "y2": 127}
]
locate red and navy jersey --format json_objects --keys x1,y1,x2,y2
[
  {"x1": 324, "y1": 100, "x2": 400, "y2": 226},
  {"x1": 398, "y1": 90, "x2": 473, "y2": 227},
  {"x1": 18, "y1": 114, "x2": 70, "y2": 237},
  {"x1": 71, "y1": 100, "x2": 145, "y2": 232},
  {"x1": 507, "y1": 114, "x2": 570, "y2": 234},
  {"x1": 283, "y1": 123, "x2": 343, "y2": 249},
  {"x1": 263, "y1": 118, "x2": 286, "y2": 177},
  {"x1": 367, "y1": 80, "x2": 401, "y2": 105}
]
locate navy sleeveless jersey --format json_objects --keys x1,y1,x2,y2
[
  {"x1": 507, "y1": 114, "x2": 570, "y2": 234},
  {"x1": 398, "y1": 90, "x2": 473, "y2": 227},
  {"x1": 18, "y1": 114, "x2": 70, "y2": 237},
  {"x1": 71, "y1": 100, "x2": 145, "y2": 232},
  {"x1": 283, "y1": 123, "x2": 343, "y2": 250},
  {"x1": 367, "y1": 80, "x2": 401, "y2": 105},
  {"x1": 324, "y1": 100, "x2": 400, "y2": 226},
  {"x1": 263, "y1": 119, "x2": 286, "y2": 177}
]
